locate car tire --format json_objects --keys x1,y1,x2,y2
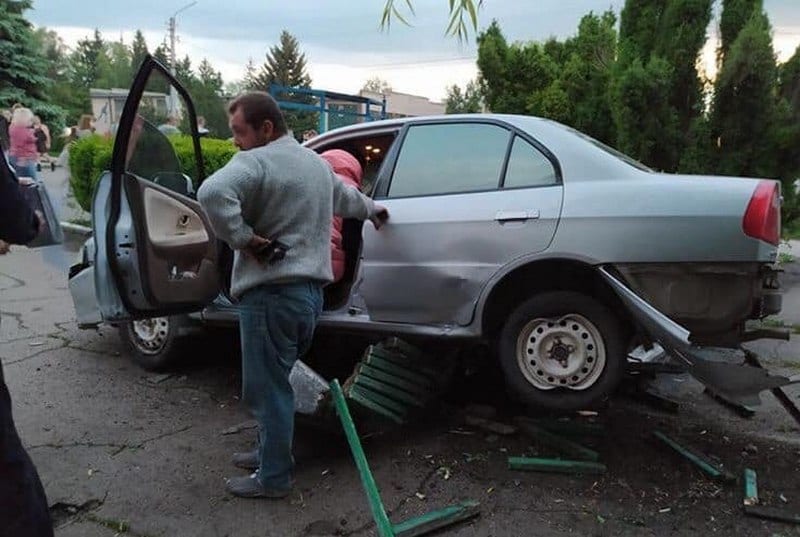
[
  {"x1": 119, "y1": 315, "x2": 189, "y2": 371},
  {"x1": 497, "y1": 291, "x2": 626, "y2": 412}
]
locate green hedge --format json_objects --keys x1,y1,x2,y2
[{"x1": 68, "y1": 134, "x2": 238, "y2": 212}]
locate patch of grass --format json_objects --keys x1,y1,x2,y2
[
  {"x1": 68, "y1": 216, "x2": 91, "y2": 228},
  {"x1": 778, "y1": 252, "x2": 796, "y2": 264}
]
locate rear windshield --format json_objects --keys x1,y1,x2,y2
[{"x1": 558, "y1": 122, "x2": 653, "y2": 172}]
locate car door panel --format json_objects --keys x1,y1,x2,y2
[
  {"x1": 98, "y1": 55, "x2": 221, "y2": 321},
  {"x1": 121, "y1": 173, "x2": 219, "y2": 308},
  {"x1": 359, "y1": 121, "x2": 563, "y2": 326}
]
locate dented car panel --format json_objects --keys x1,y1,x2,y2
[
  {"x1": 357, "y1": 186, "x2": 564, "y2": 325},
  {"x1": 599, "y1": 267, "x2": 797, "y2": 405}
]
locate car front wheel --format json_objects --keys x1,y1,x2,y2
[
  {"x1": 498, "y1": 291, "x2": 626, "y2": 411},
  {"x1": 119, "y1": 315, "x2": 189, "y2": 371}
]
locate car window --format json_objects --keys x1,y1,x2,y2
[
  {"x1": 503, "y1": 136, "x2": 557, "y2": 188},
  {"x1": 388, "y1": 123, "x2": 510, "y2": 198},
  {"x1": 125, "y1": 68, "x2": 194, "y2": 196}
]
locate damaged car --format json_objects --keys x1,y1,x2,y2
[{"x1": 68, "y1": 56, "x2": 795, "y2": 412}]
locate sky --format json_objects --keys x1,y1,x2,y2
[{"x1": 26, "y1": 0, "x2": 800, "y2": 102}]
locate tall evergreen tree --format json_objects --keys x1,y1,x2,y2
[
  {"x1": 252, "y1": 30, "x2": 315, "y2": 136},
  {"x1": 0, "y1": 0, "x2": 53, "y2": 109},
  {"x1": 611, "y1": 0, "x2": 711, "y2": 171},
  {"x1": 130, "y1": 30, "x2": 149, "y2": 75},
  {"x1": 70, "y1": 29, "x2": 106, "y2": 90},
  {"x1": 718, "y1": 0, "x2": 761, "y2": 61},
  {"x1": 709, "y1": 11, "x2": 782, "y2": 178}
]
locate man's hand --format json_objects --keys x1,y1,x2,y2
[
  {"x1": 370, "y1": 205, "x2": 389, "y2": 230},
  {"x1": 243, "y1": 234, "x2": 271, "y2": 261},
  {"x1": 0, "y1": 240, "x2": 10, "y2": 255}
]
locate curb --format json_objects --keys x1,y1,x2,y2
[{"x1": 60, "y1": 221, "x2": 92, "y2": 239}]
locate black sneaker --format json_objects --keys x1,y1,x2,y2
[
  {"x1": 232, "y1": 449, "x2": 258, "y2": 470},
  {"x1": 225, "y1": 473, "x2": 291, "y2": 499}
]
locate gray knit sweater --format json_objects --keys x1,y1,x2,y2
[{"x1": 197, "y1": 135, "x2": 376, "y2": 298}]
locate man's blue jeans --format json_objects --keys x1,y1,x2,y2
[{"x1": 238, "y1": 282, "x2": 323, "y2": 489}]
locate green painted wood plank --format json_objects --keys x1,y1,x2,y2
[
  {"x1": 393, "y1": 500, "x2": 481, "y2": 537},
  {"x1": 347, "y1": 389, "x2": 406, "y2": 425},
  {"x1": 364, "y1": 354, "x2": 435, "y2": 387},
  {"x1": 744, "y1": 468, "x2": 758, "y2": 506},
  {"x1": 330, "y1": 380, "x2": 395, "y2": 537},
  {"x1": 507, "y1": 457, "x2": 607, "y2": 475},
  {"x1": 653, "y1": 431, "x2": 735, "y2": 482},
  {"x1": 357, "y1": 364, "x2": 433, "y2": 397},
  {"x1": 354, "y1": 374, "x2": 428, "y2": 408}
]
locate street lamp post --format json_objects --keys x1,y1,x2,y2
[{"x1": 167, "y1": 1, "x2": 197, "y2": 116}]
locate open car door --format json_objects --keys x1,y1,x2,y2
[{"x1": 94, "y1": 55, "x2": 221, "y2": 322}]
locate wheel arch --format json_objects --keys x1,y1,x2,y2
[{"x1": 478, "y1": 258, "x2": 636, "y2": 343}]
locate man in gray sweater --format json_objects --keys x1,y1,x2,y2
[{"x1": 197, "y1": 92, "x2": 387, "y2": 498}]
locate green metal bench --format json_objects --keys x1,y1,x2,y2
[{"x1": 330, "y1": 379, "x2": 480, "y2": 537}]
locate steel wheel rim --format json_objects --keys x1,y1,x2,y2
[
  {"x1": 516, "y1": 314, "x2": 606, "y2": 391},
  {"x1": 130, "y1": 317, "x2": 170, "y2": 355}
]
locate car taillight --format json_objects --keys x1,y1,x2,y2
[{"x1": 742, "y1": 180, "x2": 781, "y2": 245}]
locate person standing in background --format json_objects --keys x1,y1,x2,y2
[{"x1": 8, "y1": 107, "x2": 39, "y2": 181}]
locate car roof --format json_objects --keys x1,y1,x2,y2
[{"x1": 308, "y1": 113, "x2": 650, "y2": 180}]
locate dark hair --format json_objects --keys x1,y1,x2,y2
[{"x1": 228, "y1": 92, "x2": 287, "y2": 135}]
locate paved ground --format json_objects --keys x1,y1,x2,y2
[{"x1": 2, "y1": 168, "x2": 800, "y2": 536}]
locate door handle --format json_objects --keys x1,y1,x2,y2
[{"x1": 495, "y1": 210, "x2": 540, "y2": 222}]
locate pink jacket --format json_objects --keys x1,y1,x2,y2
[
  {"x1": 320, "y1": 150, "x2": 363, "y2": 283},
  {"x1": 9, "y1": 125, "x2": 38, "y2": 161}
]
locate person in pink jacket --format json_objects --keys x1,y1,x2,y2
[
  {"x1": 8, "y1": 107, "x2": 39, "y2": 181},
  {"x1": 320, "y1": 149, "x2": 364, "y2": 283}
]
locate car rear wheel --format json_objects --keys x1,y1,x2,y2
[
  {"x1": 119, "y1": 315, "x2": 188, "y2": 371},
  {"x1": 498, "y1": 291, "x2": 626, "y2": 411}
]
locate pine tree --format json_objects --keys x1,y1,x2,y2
[
  {"x1": 709, "y1": 10, "x2": 779, "y2": 179},
  {"x1": 130, "y1": 30, "x2": 149, "y2": 75},
  {"x1": 69, "y1": 29, "x2": 107, "y2": 93},
  {"x1": 718, "y1": 0, "x2": 761, "y2": 61},
  {"x1": 611, "y1": 0, "x2": 711, "y2": 171},
  {"x1": 0, "y1": 0, "x2": 53, "y2": 108},
  {"x1": 253, "y1": 30, "x2": 315, "y2": 136},
  {"x1": 254, "y1": 30, "x2": 312, "y2": 90}
]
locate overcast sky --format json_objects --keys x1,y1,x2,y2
[{"x1": 27, "y1": 0, "x2": 800, "y2": 101}]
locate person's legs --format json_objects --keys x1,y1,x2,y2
[
  {"x1": 233, "y1": 282, "x2": 323, "y2": 495},
  {"x1": 0, "y1": 360, "x2": 54, "y2": 536}
]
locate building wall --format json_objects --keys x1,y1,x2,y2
[{"x1": 360, "y1": 90, "x2": 445, "y2": 118}]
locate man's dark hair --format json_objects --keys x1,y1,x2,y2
[{"x1": 228, "y1": 92, "x2": 288, "y2": 135}]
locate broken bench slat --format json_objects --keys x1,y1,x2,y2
[
  {"x1": 331, "y1": 379, "x2": 481, "y2": 537},
  {"x1": 357, "y1": 364, "x2": 433, "y2": 398},
  {"x1": 507, "y1": 456, "x2": 607, "y2": 475},
  {"x1": 353, "y1": 374, "x2": 428, "y2": 408},
  {"x1": 393, "y1": 501, "x2": 481, "y2": 537},
  {"x1": 347, "y1": 388, "x2": 406, "y2": 425},
  {"x1": 653, "y1": 431, "x2": 735, "y2": 483},
  {"x1": 514, "y1": 417, "x2": 600, "y2": 462},
  {"x1": 743, "y1": 506, "x2": 800, "y2": 525},
  {"x1": 744, "y1": 468, "x2": 758, "y2": 506},
  {"x1": 330, "y1": 379, "x2": 395, "y2": 537},
  {"x1": 363, "y1": 353, "x2": 436, "y2": 388}
]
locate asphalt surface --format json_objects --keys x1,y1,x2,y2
[{"x1": 1, "y1": 168, "x2": 799, "y2": 536}]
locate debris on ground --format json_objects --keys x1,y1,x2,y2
[
  {"x1": 220, "y1": 420, "x2": 258, "y2": 436},
  {"x1": 463, "y1": 415, "x2": 517, "y2": 436},
  {"x1": 653, "y1": 431, "x2": 735, "y2": 482},
  {"x1": 741, "y1": 468, "x2": 800, "y2": 525},
  {"x1": 514, "y1": 416, "x2": 599, "y2": 462},
  {"x1": 507, "y1": 456, "x2": 607, "y2": 475}
]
